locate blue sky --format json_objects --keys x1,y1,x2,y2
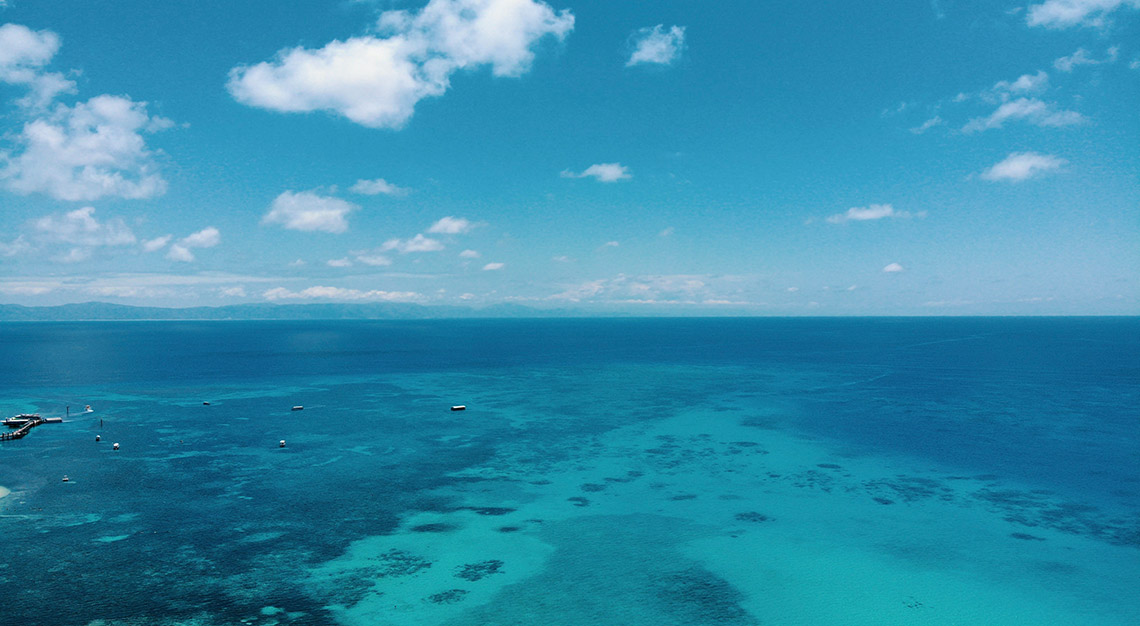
[{"x1": 0, "y1": 0, "x2": 1136, "y2": 314}]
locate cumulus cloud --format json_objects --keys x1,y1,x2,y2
[
  {"x1": 883, "y1": 263, "x2": 905, "y2": 272},
  {"x1": 482, "y1": 262, "x2": 505, "y2": 270},
  {"x1": 219, "y1": 286, "x2": 247, "y2": 297},
  {"x1": 0, "y1": 235, "x2": 32, "y2": 257},
  {"x1": 355, "y1": 253, "x2": 392, "y2": 266},
  {"x1": 263, "y1": 190, "x2": 360, "y2": 233},
  {"x1": 227, "y1": 0, "x2": 575, "y2": 129},
  {"x1": 142, "y1": 235, "x2": 172, "y2": 253},
  {"x1": 262, "y1": 285, "x2": 424, "y2": 302},
  {"x1": 166, "y1": 227, "x2": 221, "y2": 263},
  {"x1": 381, "y1": 233, "x2": 444, "y2": 253},
  {"x1": 626, "y1": 25, "x2": 685, "y2": 67},
  {"x1": 1, "y1": 95, "x2": 171, "y2": 201},
  {"x1": 428, "y1": 216, "x2": 473, "y2": 234},
  {"x1": 992, "y1": 70, "x2": 1049, "y2": 98},
  {"x1": 826, "y1": 204, "x2": 912, "y2": 223},
  {"x1": 1027, "y1": 0, "x2": 1140, "y2": 28},
  {"x1": 166, "y1": 245, "x2": 194, "y2": 262},
  {"x1": 327, "y1": 257, "x2": 353, "y2": 267},
  {"x1": 980, "y1": 151, "x2": 1066, "y2": 182},
  {"x1": 32, "y1": 206, "x2": 136, "y2": 246},
  {"x1": 962, "y1": 97, "x2": 1084, "y2": 132},
  {"x1": 909, "y1": 116, "x2": 944, "y2": 134},
  {"x1": 459, "y1": 249, "x2": 481, "y2": 258},
  {"x1": 0, "y1": 23, "x2": 76, "y2": 108},
  {"x1": 350, "y1": 178, "x2": 408, "y2": 195},
  {"x1": 560, "y1": 162, "x2": 631, "y2": 182}
]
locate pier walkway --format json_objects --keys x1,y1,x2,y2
[{"x1": 0, "y1": 416, "x2": 46, "y2": 441}]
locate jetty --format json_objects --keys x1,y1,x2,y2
[{"x1": 1, "y1": 415, "x2": 46, "y2": 441}]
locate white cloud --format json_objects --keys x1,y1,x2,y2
[
  {"x1": 659, "y1": 227, "x2": 674, "y2": 237},
  {"x1": 962, "y1": 97, "x2": 1084, "y2": 132},
  {"x1": 428, "y1": 216, "x2": 473, "y2": 234},
  {"x1": 1027, "y1": 0, "x2": 1140, "y2": 28},
  {"x1": 992, "y1": 70, "x2": 1049, "y2": 98},
  {"x1": 262, "y1": 286, "x2": 424, "y2": 302},
  {"x1": 626, "y1": 25, "x2": 685, "y2": 67},
  {"x1": 263, "y1": 190, "x2": 359, "y2": 233},
  {"x1": 166, "y1": 244, "x2": 195, "y2": 262},
  {"x1": 548, "y1": 274, "x2": 718, "y2": 304},
  {"x1": 32, "y1": 206, "x2": 136, "y2": 246},
  {"x1": 602, "y1": 240, "x2": 619, "y2": 247},
  {"x1": 0, "y1": 235, "x2": 31, "y2": 257},
  {"x1": 181, "y1": 226, "x2": 220, "y2": 249},
  {"x1": 909, "y1": 116, "x2": 944, "y2": 134},
  {"x1": 980, "y1": 151, "x2": 1066, "y2": 182},
  {"x1": 355, "y1": 253, "x2": 393, "y2": 266},
  {"x1": 142, "y1": 235, "x2": 172, "y2": 253},
  {"x1": 350, "y1": 178, "x2": 408, "y2": 195},
  {"x1": 883, "y1": 263, "x2": 905, "y2": 273},
  {"x1": 381, "y1": 233, "x2": 445, "y2": 253},
  {"x1": 1054, "y1": 48, "x2": 1097, "y2": 71},
  {"x1": 482, "y1": 262, "x2": 505, "y2": 270},
  {"x1": 459, "y1": 249, "x2": 481, "y2": 258},
  {"x1": 164, "y1": 227, "x2": 220, "y2": 263},
  {"x1": 327, "y1": 257, "x2": 353, "y2": 267},
  {"x1": 0, "y1": 23, "x2": 75, "y2": 109},
  {"x1": 2, "y1": 95, "x2": 170, "y2": 201},
  {"x1": 227, "y1": 0, "x2": 574, "y2": 129},
  {"x1": 561, "y1": 162, "x2": 631, "y2": 182},
  {"x1": 552, "y1": 255, "x2": 574, "y2": 262},
  {"x1": 826, "y1": 203, "x2": 911, "y2": 224},
  {"x1": 786, "y1": 287, "x2": 799, "y2": 292},
  {"x1": 219, "y1": 286, "x2": 247, "y2": 298}
]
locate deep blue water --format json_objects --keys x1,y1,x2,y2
[{"x1": 1, "y1": 318, "x2": 1137, "y2": 625}]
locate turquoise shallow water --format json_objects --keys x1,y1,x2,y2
[{"x1": 0, "y1": 318, "x2": 1137, "y2": 625}]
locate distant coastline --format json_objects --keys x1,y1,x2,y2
[{"x1": 0, "y1": 302, "x2": 1136, "y2": 321}]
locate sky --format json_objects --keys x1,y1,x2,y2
[{"x1": 0, "y1": 0, "x2": 1137, "y2": 315}]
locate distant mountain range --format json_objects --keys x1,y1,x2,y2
[{"x1": 0, "y1": 301, "x2": 591, "y2": 321}]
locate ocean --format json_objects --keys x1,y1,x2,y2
[{"x1": 0, "y1": 318, "x2": 1137, "y2": 625}]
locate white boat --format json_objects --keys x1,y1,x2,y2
[
  {"x1": 291, "y1": 405, "x2": 303, "y2": 411},
  {"x1": 3, "y1": 414, "x2": 40, "y2": 428},
  {"x1": 450, "y1": 405, "x2": 467, "y2": 411}
]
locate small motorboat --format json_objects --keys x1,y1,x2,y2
[
  {"x1": 291, "y1": 406, "x2": 303, "y2": 411},
  {"x1": 450, "y1": 405, "x2": 467, "y2": 411}
]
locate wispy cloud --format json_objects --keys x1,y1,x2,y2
[
  {"x1": 327, "y1": 257, "x2": 353, "y2": 267},
  {"x1": 349, "y1": 178, "x2": 408, "y2": 196},
  {"x1": 227, "y1": 0, "x2": 574, "y2": 129},
  {"x1": 263, "y1": 286, "x2": 424, "y2": 302},
  {"x1": 909, "y1": 116, "x2": 944, "y2": 134},
  {"x1": 561, "y1": 162, "x2": 631, "y2": 182},
  {"x1": 381, "y1": 234, "x2": 444, "y2": 253},
  {"x1": 1027, "y1": 0, "x2": 1140, "y2": 29},
  {"x1": 262, "y1": 190, "x2": 359, "y2": 233},
  {"x1": 626, "y1": 25, "x2": 686, "y2": 67},
  {"x1": 826, "y1": 204, "x2": 914, "y2": 224},
  {"x1": 166, "y1": 227, "x2": 221, "y2": 263},
  {"x1": 482, "y1": 262, "x2": 505, "y2": 271},
  {"x1": 963, "y1": 97, "x2": 1084, "y2": 133},
  {"x1": 980, "y1": 151, "x2": 1066, "y2": 182},
  {"x1": 32, "y1": 207, "x2": 136, "y2": 247},
  {"x1": 459, "y1": 249, "x2": 481, "y2": 259},
  {"x1": 427, "y1": 216, "x2": 474, "y2": 235},
  {"x1": 883, "y1": 263, "x2": 905, "y2": 273}
]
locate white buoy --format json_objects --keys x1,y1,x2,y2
[
  {"x1": 279, "y1": 439, "x2": 286, "y2": 448},
  {"x1": 113, "y1": 442, "x2": 120, "y2": 450}
]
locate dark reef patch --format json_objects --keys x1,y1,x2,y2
[
  {"x1": 580, "y1": 483, "x2": 607, "y2": 492},
  {"x1": 427, "y1": 589, "x2": 468, "y2": 604},
  {"x1": 670, "y1": 494, "x2": 698, "y2": 501},
  {"x1": 497, "y1": 526, "x2": 521, "y2": 533},
  {"x1": 410, "y1": 523, "x2": 455, "y2": 533},
  {"x1": 567, "y1": 497, "x2": 589, "y2": 507},
  {"x1": 465, "y1": 507, "x2": 516, "y2": 516},
  {"x1": 873, "y1": 497, "x2": 895, "y2": 505},
  {"x1": 734, "y1": 512, "x2": 772, "y2": 523},
  {"x1": 816, "y1": 463, "x2": 842, "y2": 469},
  {"x1": 655, "y1": 567, "x2": 758, "y2": 624},
  {"x1": 454, "y1": 560, "x2": 504, "y2": 581},
  {"x1": 1010, "y1": 532, "x2": 1046, "y2": 541}
]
